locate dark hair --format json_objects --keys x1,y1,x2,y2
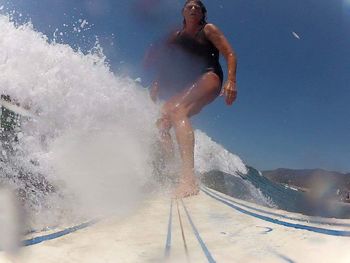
[{"x1": 182, "y1": 0, "x2": 207, "y2": 26}]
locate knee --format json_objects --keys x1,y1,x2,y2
[
  {"x1": 161, "y1": 102, "x2": 188, "y2": 122},
  {"x1": 156, "y1": 117, "x2": 171, "y2": 132},
  {"x1": 168, "y1": 106, "x2": 188, "y2": 122}
]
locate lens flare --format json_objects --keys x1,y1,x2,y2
[{"x1": 344, "y1": 0, "x2": 350, "y2": 13}]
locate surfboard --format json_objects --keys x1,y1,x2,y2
[{"x1": 1, "y1": 186, "x2": 350, "y2": 262}]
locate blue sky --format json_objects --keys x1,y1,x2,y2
[{"x1": 2, "y1": 0, "x2": 350, "y2": 172}]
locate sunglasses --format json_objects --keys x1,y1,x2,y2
[{"x1": 185, "y1": 4, "x2": 201, "y2": 11}]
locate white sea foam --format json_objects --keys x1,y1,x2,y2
[
  {"x1": 0, "y1": 14, "x2": 159, "y2": 229},
  {"x1": 195, "y1": 130, "x2": 247, "y2": 176},
  {"x1": 0, "y1": 14, "x2": 251, "y2": 230}
]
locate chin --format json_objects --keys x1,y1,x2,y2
[{"x1": 187, "y1": 17, "x2": 200, "y2": 22}]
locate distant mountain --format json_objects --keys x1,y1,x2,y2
[{"x1": 262, "y1": 168, "x2": 350, "y2": 201}]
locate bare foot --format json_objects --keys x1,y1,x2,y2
[{"x1": 173, "y1": 176, "x2": 199, "y2": 198}]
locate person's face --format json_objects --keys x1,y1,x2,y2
[{"x1": 183, "y1": 2, "x2": 203, "y2": 24}]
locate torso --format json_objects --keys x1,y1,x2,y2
[
  {"x1": 157, "y1": 24, "x2": 223, "y2": 99},
  {"x1": 172, "y1": 25, "x2": 221, "y2": 73}
]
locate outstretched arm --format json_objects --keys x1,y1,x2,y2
[{"x1": 204, "y1": 23, "x2": 238, "y2": 106}]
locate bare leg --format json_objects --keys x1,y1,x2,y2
[
  {"x1": 162, "y1": 72, "x2": 221, "y2": 198},
  {"x1": 171, "y1": 111, "x2": 199, "y2": 197},
  {"x1": 156, "y1": 117, "x2": 174, "y2": 159}
]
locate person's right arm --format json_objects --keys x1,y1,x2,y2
[{"x1": 148, "y1": 30, "x2": 179, "y2": 103}]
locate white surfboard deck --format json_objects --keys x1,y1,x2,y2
[{"x1": 1, "y1": 186, "x2": 350, "y2": 263}]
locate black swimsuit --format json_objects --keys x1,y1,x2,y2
[{"x1": 157, "y1": 24, "x2": 223, "y2": 100}]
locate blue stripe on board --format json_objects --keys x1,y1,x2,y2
[
  {"x1": 181, "y1": 200, "x2": 216, "y2": 263},
  {"x1": 204, "y1": 187, "x2": 350, "y2": 228},
  {"x1": 202, "y1": 188, "x2": 350, "y2": 237},
  {"x1": 23, "y1": 219, "x2": 98, "y2": 246},
  {"x1": 164, "y1": 199, "x2": 173, "y2": 258}
]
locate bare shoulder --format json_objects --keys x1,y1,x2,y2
[
  {"x1": 167, "y1": 30, "x2": 180, "y2": 43},
  {"x1": 203, "y1": 23, "x2": 222, "y2": 36}
]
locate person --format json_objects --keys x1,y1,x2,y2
[{"x1": 149, "y1": 0, "x2": 238, "y2": 198}]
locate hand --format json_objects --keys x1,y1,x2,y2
[{"x1": 220, "y1": 80, "x2": 237, "y2": 106}]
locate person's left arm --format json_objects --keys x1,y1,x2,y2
[{"x1": 204, "y1": 23, "x2": 238, "y2": 106}]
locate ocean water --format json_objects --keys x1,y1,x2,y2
[{"x1": 0, "y1": 14, "x2": 270, "y2": 234}]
